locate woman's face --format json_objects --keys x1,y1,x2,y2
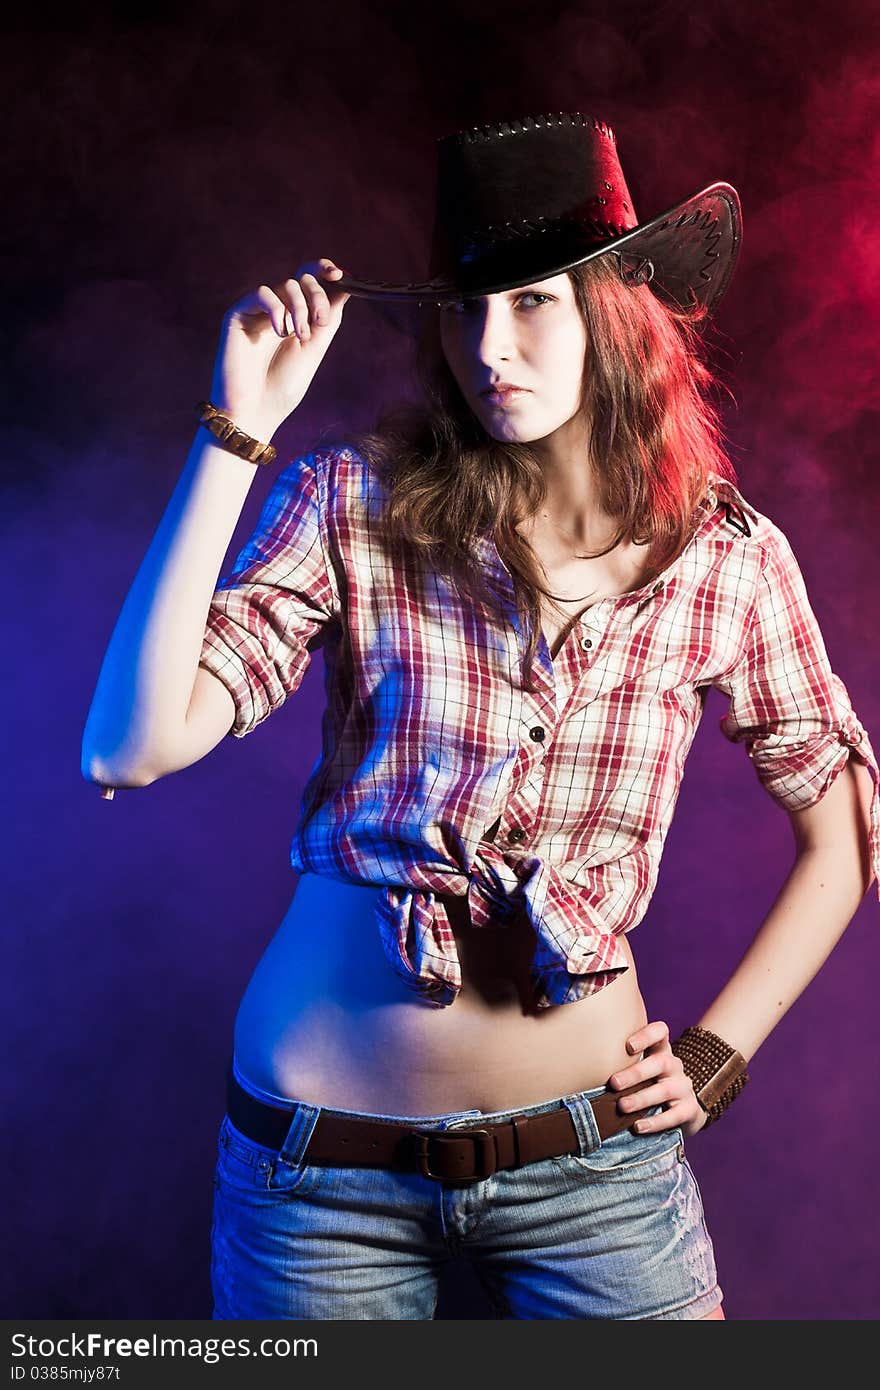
[{"x1": 438, "y1": 271, "x2": 588, "y2": 447}]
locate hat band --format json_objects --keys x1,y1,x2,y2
[{"x1": 431, "y1": 210, "x2": 636, "y2": 292}]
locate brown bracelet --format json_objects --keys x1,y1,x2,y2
[
  {"x1": 670, "y1": 1025, "x2": 749, "y2": 1128},
  {"x1": 196, "y1": 400, "x2": 278, "y2": 466}
]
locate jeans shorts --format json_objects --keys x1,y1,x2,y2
[{"x1": 210, "y1": 1074, "x2": 723, "y2": 1320}]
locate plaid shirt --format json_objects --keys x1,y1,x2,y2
[{"x1": 198, "y1": 446, "x2": 880, "y2": 1009}]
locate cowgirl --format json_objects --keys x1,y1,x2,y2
[{"x1": 84, "y1": 112, "x2": 880, "y2": 1320}]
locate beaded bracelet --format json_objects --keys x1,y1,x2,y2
[
  {"x1": 670, "y1": 1025, "x2": 749, "y2": 1128},
  {"x1": 196, "y1": 400, "x2": 278, "y2": 466}
]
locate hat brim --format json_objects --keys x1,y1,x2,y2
[{"x1": 329, "y1": 181, "x2": 741, "y2": 328}]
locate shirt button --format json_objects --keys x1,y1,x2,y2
[
  {"x1": 508, "y1": 826, "x2": 527, "y2": 843},
  {"x1": 580, "y1": 636, "x2": 593, "y2": 650},
  {"x1": 529, "y1": 726, "x2": 545, "y2": 742}
]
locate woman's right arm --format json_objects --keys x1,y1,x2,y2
[{"x1": 81, "y1": 259, "x2": 350, "y2": 791}]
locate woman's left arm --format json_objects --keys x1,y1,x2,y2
[
  {"x1": 610, "y1": 746, "x2": 877, "y2": 1139},
  {"x1": 611, "y1": 518, "x2": 880, "y2": 1138}
]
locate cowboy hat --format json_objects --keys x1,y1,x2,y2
[{"x1": 331, "y1": 111, "x2": 742, "y2": 323}]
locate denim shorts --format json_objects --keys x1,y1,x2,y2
[{"x1": 210, "y1": 1074, "x2": 723, "y2": 1320}]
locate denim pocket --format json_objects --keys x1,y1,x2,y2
[
  {"x1": 214, "y1": 1114, "x2": 327, "y2": 1203},
  {"x1": 554, "y1": 1109, "x2": 685, "y2": 1179}
]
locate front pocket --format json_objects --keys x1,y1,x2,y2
[
  {"x1": 215, "y1": 1115, "x2": 327, "y2": 1204},
  {"x1": 552, "y1": 1123, "x2": 685, "y2": 1179}
]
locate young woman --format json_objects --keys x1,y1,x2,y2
[{"x1": 83, "y1": 113, "x2": 880, "y2": 1321}]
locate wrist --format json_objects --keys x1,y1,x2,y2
[
  {"x1": 209, "y1": 406, "x2": 279, "y2": 442},
  {"x1": 671, "y1": 1024, "x2": 750, "y2": 1129},
  {"x1": 196, "y1": 400, "x2": 280, "y2": 467}
]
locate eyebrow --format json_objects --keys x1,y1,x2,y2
[{"x1": 457, "y1": 285, "x2": 553, "y2": 302}]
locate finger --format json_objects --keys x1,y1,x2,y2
[
  {"x1": 298, "y1": 272, "x2": 332, "y2": 326},
  {"x1": 608, "y1": 1054, "x2": 671, "y2": 1089},
  {"x1": 625, "y1": 1020, "x2": 670, "y2": 1055},
  {"x1": 310, "y1": 258, "x2": 350, "y2": 304},
  {"x1": 230, "y1": 284, "x2": 290, "y2": 337},
  {"x1": 615, "y1": 1077, "x2": 681, "y2": 1114},
  {"x1": 278, "y1": 279, "x2": 311, "y2": 341},
  {"x1": 632, "y1": 1100, "x2": 693, "y2": 1133}
]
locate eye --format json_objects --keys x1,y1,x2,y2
[{"x1": 438, "y1": 292, "x2": 553, "y2": 314}]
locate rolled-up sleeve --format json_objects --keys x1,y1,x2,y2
[
  {"x1": 197, "y1": 450, "x2": 340, "y2": 738},
  {"x1": 713, "y1": 522, "x2": 880, "y2": 896}
]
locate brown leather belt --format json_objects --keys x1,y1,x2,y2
[{"x1": 225, "y1": 1060, "x2": 658, "y2": 1184}]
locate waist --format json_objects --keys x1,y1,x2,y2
[{"x1": 232, "y1": 872, "x2": 648, "y2": 1113}]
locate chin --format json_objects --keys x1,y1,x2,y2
[
  {"x1": 484, "y1": 426, "x2": 530, "y2": 444},
  {"x1": 477, "y1": 411, "x2": 541, "y2": 441}
]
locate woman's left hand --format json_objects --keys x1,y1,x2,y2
[{"x1": 608, "y1": 1020, "x2": 709, "y2": 1140}]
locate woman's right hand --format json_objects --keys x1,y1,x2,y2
[{"x1": 207, "y1": 258, "x2": 351, "y2": 438}]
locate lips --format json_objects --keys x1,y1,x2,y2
[{"x1": 480, "y1": 387, "x2": 529, "y2": 403}]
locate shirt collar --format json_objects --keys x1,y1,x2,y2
[{"x1": 473, "y1": 473, "x2": 749, "y2": 613}]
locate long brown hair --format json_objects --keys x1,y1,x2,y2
[{"x1": 319, "y1": 253, "x2": 739, "y2": 692}]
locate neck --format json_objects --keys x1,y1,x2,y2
[{"x1": 527, "y1": 416, "x2": 616, "y2": 546}]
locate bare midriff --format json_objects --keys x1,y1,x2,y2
[{"x1": 232, "y1": 871, "x2": 649, "y2": 1116}]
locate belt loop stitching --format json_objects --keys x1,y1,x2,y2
[{"x1": 510, "y1": 1116, "x2": 522, "y2": 1166}]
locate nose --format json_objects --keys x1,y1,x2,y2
[{"x1": 463, "y1": 298, "x2": 516, "y2": 367}]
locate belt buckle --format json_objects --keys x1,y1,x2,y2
[{"x1": 413, "y1": 1127, "x2": 497, "y2": 1182}]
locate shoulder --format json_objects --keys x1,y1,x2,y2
[
  {"x1": 710, "y1": 477, "x2": 798, "y2": 574},
  {"x1": 709, "y1": 481, "x2": 826, "y2": 645},
  {"x1": 310, "y1": 440, "x2": 377, "y2": 511},
  {"x1": 270, "y1": 440, "x2": 376, "y2": 520}
]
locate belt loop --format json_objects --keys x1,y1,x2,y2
[
  {"x1": 510, "y1": 1114, "x2": 530, "y2": 1167},
  {"x1": 562, "y1": 1092, "x2": 603, "y2": 1157},
  {"x1": 278, "y1": 1103, "x2": 321, "y2": 1166}
]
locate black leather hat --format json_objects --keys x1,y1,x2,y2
[{"x1": 332, "y1": 111, "x2": 742, "y2": 319}]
